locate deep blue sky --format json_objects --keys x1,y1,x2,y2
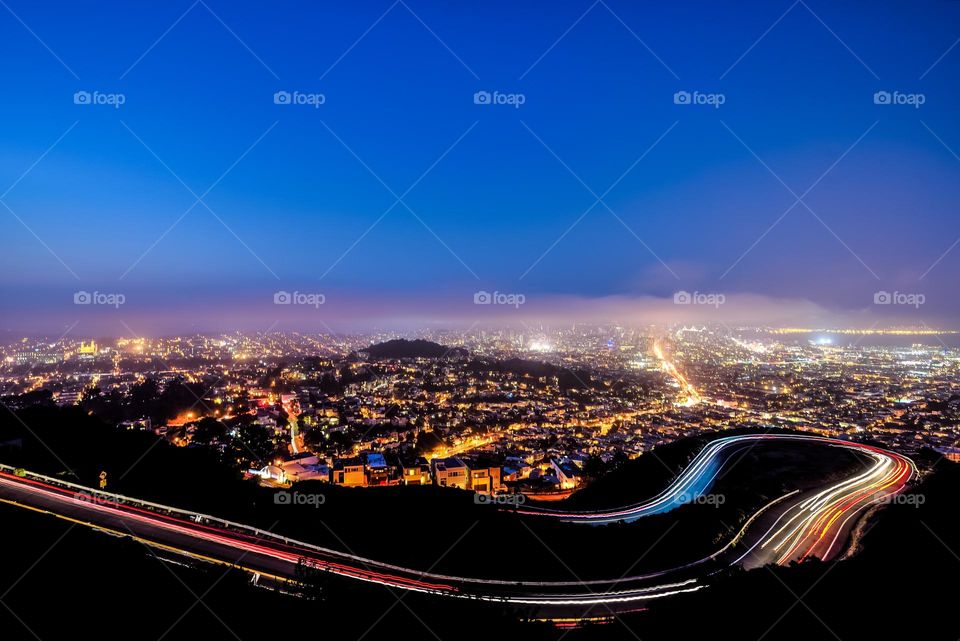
[{"x1": 1, "y1": 1, "x2": 958, "y2": 333}]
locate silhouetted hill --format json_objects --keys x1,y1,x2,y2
[{"x1": 361, "y1": 339, "x2": 467, "y2": 359}]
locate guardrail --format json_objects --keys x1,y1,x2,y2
[
  {"x1": 0, "y1": 462, "x2": 538, "y2": 585},
  {"x1": 0, "y1": 462, "x2": 306, "y2": 550},
  {"x1": 0, "y1": 461, "x2": 694, "y2": 588}
]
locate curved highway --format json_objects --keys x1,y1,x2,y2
[{"x1": 0, "y1": 434, "x2": 915, "y2": 615}]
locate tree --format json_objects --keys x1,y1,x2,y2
[
  {"x1": 414, "y1": 431, "x2": 444, "y2": 455},
  {"x1": 191, "y1": 417, "x2": 227, "y2": 445},
  {"x1": 231, "y1": 423, "x2": 275, "y2": 465},
  {"x1": 583, "y1": 454, "x2": 608, "y2": 480},
  {"x1": 327, "y1": 430, "x2": 354, "y2": 457},
  {"x1": 157, "y1": 377, "x2": 209, "y2": 421}
]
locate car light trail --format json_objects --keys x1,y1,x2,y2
[
  {"x1": 514, "y1": 434, "x2": 915, "y2": 565},
  {"x1": 0, "y1": 433, "x2": 915, "y2": 611}
]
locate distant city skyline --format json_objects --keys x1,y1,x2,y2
[
  {"x1": 4, "y1": 5, "x2": 960, "y2": 639},
  {"x1": 2, "y1": 0, "x2": 959, "y2": 333}
]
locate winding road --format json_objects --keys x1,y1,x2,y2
[{"x1": 0, "y1": 434, "x2": 915, "y2": 616}]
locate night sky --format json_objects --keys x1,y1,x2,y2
[{"x1": 2, "y1": 1, "x2": 958, "y2": 333}]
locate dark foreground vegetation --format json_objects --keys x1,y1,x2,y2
[{"x1": 0, "y1": 403, "x2": 956, "y2": 639}]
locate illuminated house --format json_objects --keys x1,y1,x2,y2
[
  {"x1": 250, "y1": 464, "x2": 286, "y2": 484},
  {"x1": 364, "y1": 452, "x2": 390, "y2": 486},
  {"x1": 399, "y1": 456, "x2": 431, "y2": 485},
  {"x1": 468, "y1": 465, "x2": 502, "y2": 493},
  {"x1": 432, "y1": 457, "x2": 469, "y2": 489},
  {"x1": 432, "y1": 457, "x2": 503, "y2": 492},
  {"x1": 281, "y1": 454, "x2": 328, "y2": 483},
  {"x1": 331, "y1": 457, "x2": 366, "y2": 487},
  {"x1": 550, "y1": 458, "x2": 582, "y2": 490},
  {"x1": 936, "y1": 446, "x2": 960, "y2": 463}
]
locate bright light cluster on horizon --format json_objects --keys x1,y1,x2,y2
[
  {"x1": 729, "y1": 337, "x2": 768, "y2": 354},
  {"x1": 527, "y1": 339, "x2": 553, "y2": 353},
  {"x1": 770, "y1": 328, "x2": 959, "y2": 336}
]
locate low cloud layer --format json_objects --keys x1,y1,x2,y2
[{"x1": 1, "y1": 284, "x2": 949, "y2": 337}]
